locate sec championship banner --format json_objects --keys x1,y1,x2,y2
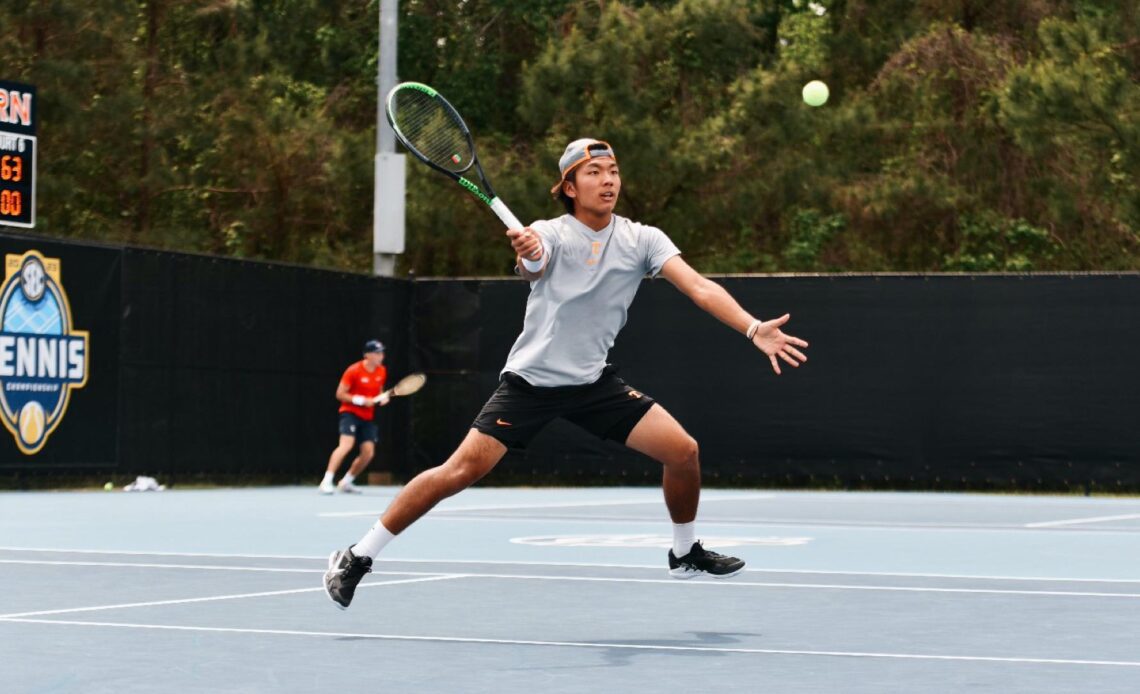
[
  {"x1": 0, "y1": 250, "x2": 88, "y2": 453},
  {"x1": 0, "y1": 235, "x2": 119, "y2": 467}
]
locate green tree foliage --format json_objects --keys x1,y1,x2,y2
[
  {"x1": 999, "y1": 14, "x2": 1140, "y2": 267},
  {"x1": 0, "y1": 0, "x2": 1136, "y2": 273}
]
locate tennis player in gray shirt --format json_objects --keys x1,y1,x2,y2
[{"x1": 325, "y1": 138, "x2": 809, "y2": 609}]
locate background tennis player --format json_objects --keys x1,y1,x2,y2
[{"x1": 319, "y1": 340, "x2": 390, "y2": 495}]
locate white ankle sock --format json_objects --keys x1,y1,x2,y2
[
  {"x1": 672, "y1": 521, "x2": 696, "y2": 557},
  {"x1": 321, "y1": 472, "x2": 334, "y2": 485},
  {"x1": 341, "y1": 473, "x2": 355, "y2": 486},
  {"x1": 352, "y1": 520, "x2": 396, "y2": 559}
]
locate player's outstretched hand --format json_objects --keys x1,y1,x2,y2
[
  {"x1": 751, "y1": 314, "x2": 809, "y2": 375},
  {"x1": 506, "y1": 227, "x2": 543, "y2": 261}
]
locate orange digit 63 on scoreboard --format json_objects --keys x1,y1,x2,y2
[{"x1": 1, "y1": 154, "x2": 22, "y2": 182}]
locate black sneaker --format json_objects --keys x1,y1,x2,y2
[
  {"x1": 324, "y1": 546, "x2": 373, "y2": 609},
  {"x1": 668, "y1": 541, "x2": 745, "y2": 579}
]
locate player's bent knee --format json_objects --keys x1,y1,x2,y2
[
  {"x1": 671, "y1": 437, "x2": 700, "y2": 470},
  {"x1": 445, "y1": 457, "x2": 495, "y2": 488},
  {"x1": 436, "y1": 430, "x2": 505, "y2": 490}
]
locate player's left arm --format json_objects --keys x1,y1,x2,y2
[
  {"x1": 658, "y1": 255, "x2": 809, "y2": 375},
  {"x1": 376, "y1": 371, "x2": 390, "y2": 406}
]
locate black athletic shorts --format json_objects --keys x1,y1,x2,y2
[
  {"x1": 338, "y1": 412, "x2": 379, "y2": 444},
  {"x1": 472, "y1": 365, "x2": 656, "y2": 449}
]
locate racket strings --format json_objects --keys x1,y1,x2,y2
[
  {"x1": 392, "y1": 373, "x2": 426, "y2": 396},
  {"x1": 390, "y1": 90, "x2": 472, "y2": 174}
]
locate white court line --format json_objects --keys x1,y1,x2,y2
[
  {"x1": 0, "y1": 546, "x2": 324, "y2": 560},
  {"x1": 426, "y1": 573, "x2": 1140, "y2": 599},
  {"x1": 410, "y1": 513, "x2": 1140, "y2": 533},
  {"x1": 0, "y1": 574, "x2": 465, "y2": 620},
  {"x1": 317, "y1": 493, "x2": 774, "y2": 518},
  {"x1": 347, "y1": 514, "x2": 819, "y2": 531},
  {"x1": 0, "y1": 559, "x2": 445, "y2": 577},
  {"x1": 1, "y1": 618, "x2": 1137, "y2": 668},
  {"x1": 3, "y1": 546, "x2": 1140, "y2": 584},
  {"x1": 722, "y1": 491, "x2": 1140, "y2": 507},
  {"x1": 0, "y1": 559, "x2": 316, "y2": 573},
  {"x1": 314, "y1": 507, "x2": 1140, "y2": 533},
  {"x1": 1025, "y1": 513, "x2": 1140, "y2": 528},
  {"x1": 4, "y1": 558, "x2": 1138, "y2": 600}
]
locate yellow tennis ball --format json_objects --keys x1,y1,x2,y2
[
  {"x1": 802, "y1": 80, "x2": 829, "y2": 107},
  {"x1": 18, "y1": 401, "x2": 45, "y2": 446},
  {"x1": 104, "y1": 482, "x2": 114, "y2": 491}
]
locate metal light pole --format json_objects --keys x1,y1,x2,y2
[{"x1": 373, "y1": 0, "x2": 405, "y2": 276}]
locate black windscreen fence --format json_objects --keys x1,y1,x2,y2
[
  {"x1": 116, "y1": 249, "x2": 412, "y2": 480},
  {"x1": 410, "y1": 274, "x2": 1140, "y2": 491},
  {"x1": 1, "y1": 230, "x2": 1136, "y2": 491},
  {"x1": 1, "y1": 234, "x2": 411, "y2": 483}
]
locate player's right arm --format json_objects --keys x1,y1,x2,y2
[
  {"x1": 335, "y1": 367, "x2": 369, "y2": 407},
  {"x1": 509, "y1": 227, "x2": 546, "y2": 281},
  {"x1": 335, "y1": 380, "x2": 355, "y2": 405}
]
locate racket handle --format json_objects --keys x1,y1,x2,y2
[{"x1": 489, "y1": 197, "x2": 524, "y2": 230}]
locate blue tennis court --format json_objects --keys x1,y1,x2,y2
[{"x1": 2, "y1": 486, "x2": 1138, "y2": 693}]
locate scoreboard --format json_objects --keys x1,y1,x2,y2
[{"x1": 0, "y1": 80, "x2": 35, "y2": 228}]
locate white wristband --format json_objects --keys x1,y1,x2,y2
[
  {"x1": 351, "y1": 395, "x2": 366, "y2": 406},
  {"x1": 745, "y1": 319, "x2": 763, "y2": 340},
  {"x1": 520, "y1": 248, "x2": 546, "y2": 272}
]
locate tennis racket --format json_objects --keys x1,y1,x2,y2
[
  {"x1": 385, "y1": 82, "x2": 523, "y2": 231},
  {"x1": 372, "y1": 372, "x2": 426, "y2": 404}
]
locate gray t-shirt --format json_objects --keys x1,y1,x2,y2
[{"x1": 502, "y1": 213, "x2": 681, "y2": 386}]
